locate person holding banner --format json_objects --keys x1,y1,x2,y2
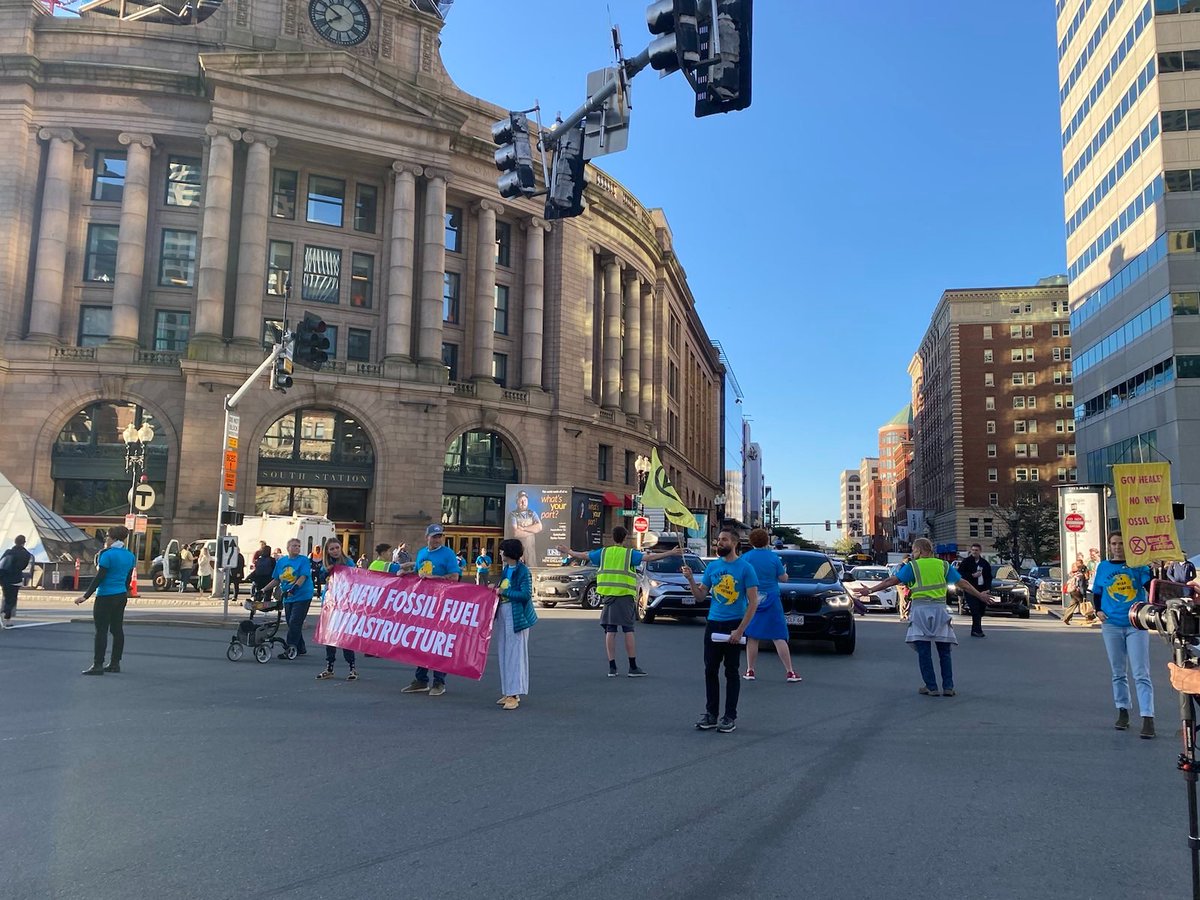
[
  {"x1": 494, "y1": 538, "x2": 537, "y2": 710},
  {"x1": 316, "y1": 538, "x2": 358, "y2": 681},
  {"x1": 1092, "y1": 531, "x2": 1155, "y2": 738},
  {"x1": 401, "y1": 524, "x2": 463, "y2": 696}
]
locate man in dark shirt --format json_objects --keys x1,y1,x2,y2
[
  {"x1": 955, "y1": 543, "x2": 992, "y2": 638},
  {"x1": 0, "y1": 535, "x2": 34, "y2": 627}
]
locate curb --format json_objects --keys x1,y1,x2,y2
[{"x1": 69, "y1": 617, "x2": 230, "y2": 629}]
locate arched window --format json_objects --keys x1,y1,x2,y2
[
  {"x1": 52, "y1": 401, "x2": 167, "y2": 515},
  {"x1": 256, "y1": 408, "x2": 374, "y2": 521},
  {"x1": 442, "y1": 430, "x2": 518, "y2": 526}
]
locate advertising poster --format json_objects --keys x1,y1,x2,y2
[
  {"x1": 504, "y1": 484, "x2": 571, "y2": 567},
  {"x1": 1058, "y1": 485, "x2": 1106, "y2": 587},
  {"x1": 571, "y1": 492, "x2": 605, "y2": 552},
  {"x1": 687, "y1": 512, "x2": 709, "y2": 557},
  {"x1": 1112, "y1": 463, "x2": 1183, "y2": 565},
  {"x1": 314, "y1": 567, "x2": 498, "y2": 679}
]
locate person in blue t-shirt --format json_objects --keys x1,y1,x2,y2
[
  {"x1": 682, "y1": 528, "x2": 759, "y2": 734},
  {"x1": 474, "y1": 548, "x2": 493, "y2": 587},
  {"x1": 263, "y1": 538, "x2": 314, "y2": 657},
  {"x1": 400, "y1": 524, "x2": 463, "y2": 696},
  {"x1": 741, "y1": 528, "x2": 800, "y2": 683},
  {"x1": 1092, "y1": 531, "x2": 1155, "y2": 738},
  {"x1": 75, "y1": 525, "x2": 137, "y2": 675}
]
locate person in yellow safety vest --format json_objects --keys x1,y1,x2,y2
[
  {"x1": 853, "y1": 537, "x2": 992, "y2": 697},
  {"x1": 558, "y1": 526, "x2": 684, "y2": 677}
]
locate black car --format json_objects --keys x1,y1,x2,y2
[
  {"x1": 775, "y1": 550, "x2": 856, "y2": 654},
  {"x1": 532, "y1": 560, "x2": 602, "y2": 609},
  {"x1": 948, "y1": 564, "x2": 1031, "y2": 619}
]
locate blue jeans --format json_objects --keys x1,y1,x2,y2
[
  {"x1": 913, "y1": 640, "x2": 953, "y2": 691},
  {"x1": 414, "y1": 667, "x2": 446, "y2": 686},
  {"x1": 1101, "y1": 623, "x2": 1153, "y2": 715},
  {"x1": 284, "y1": 600, "x2": 311, "y2": 653}
]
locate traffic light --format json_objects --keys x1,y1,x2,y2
[
  {"x1": 270, "y1": 338, "x2": 294, "y2": 393},
  {"x1": 546, "y1": 123, "x2": 587, "y2": 220},
  {"x1": 836, "y1": 520, "x2": 843, "y2": 529},
  {"x1": 491, "y1": 113, "x2": 537, "y2": 200},
  {"x1": 293, "y1": 311, "x2": 330, "y2": 371},
  {"x1": 694, "y1": 0, "x2": 753, "y2": 117},
  {"x1": 825, "y1": 520, "x2": 831, "y2": 532},
  {"x1": 646, "y1": 0, "x2": 700, "y2": 73}
]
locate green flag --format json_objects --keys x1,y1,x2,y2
[{"x1": 641, "y1": 448, "x2": 699, "y2": 530}]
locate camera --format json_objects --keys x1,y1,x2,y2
[{"x1": 1129, "y1": 580, "x2": 1199, "y2": 641}]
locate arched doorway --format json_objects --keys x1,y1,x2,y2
[
  {"x1": 441, "y1": 429, "x2": 519, "y2": 574},
  {"x1": 51, "y1": 400, "x2": 169, "y2": 570},
  {"x1": 256, "y1": 408, "x2": 374, "y2": 561}
]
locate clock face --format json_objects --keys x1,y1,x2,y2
[{"x1": 309, "y1": 0, "x2": 371, "y2": 47}]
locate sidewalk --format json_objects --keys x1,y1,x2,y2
[{"x1": 8, "y1": 588, "x2": 249, "y2": 628}]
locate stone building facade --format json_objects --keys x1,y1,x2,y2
[{"x1": 0, "y1": 0, "x2": 723, "y2": 567}]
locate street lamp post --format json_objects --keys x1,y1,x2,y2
[{"x1": 121, "y1": 420, "x2": 155, "y2": 570}]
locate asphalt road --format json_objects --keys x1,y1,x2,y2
[{"x1": 0, "y1": 607, "x2": 1188, "y2": 899}]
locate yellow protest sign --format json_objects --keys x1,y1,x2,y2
[{"x1": 1112, "y1": 462, "x2": 1182, "y2": 565}]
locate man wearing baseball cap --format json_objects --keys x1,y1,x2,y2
[{"x1": 400, "y1": 523, "x2": 463, "y2": 696}]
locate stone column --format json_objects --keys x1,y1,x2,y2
[
  {"x1": 232, "y1": 132, "x2": 276, "y2": 344},
  {"x1": 193, "y1": 124, "x2": 241, "y2": 341},
  {"x1": 521, "y1": 216, "x2": 549, "y2": 389},
  {"x1": 602, "y1": 258, "x2": 622, "y2": 410},
  {"x1": 470, "y1": 200, "x2": 501, "y2": 381},
  {"x1": 654, "y1": 274, "x2": 668, "y2": 430},
  {"x1": 386, "y1": 162, "x2": 422, "y2": 359},
  {"x1": 622, "y1": 271, "x2": 641, "y2": 416},
  {"x1": 107, "y1": 132, "x2": 155, "y2": 345},
  {"x1": 417, "y1": 168, "x2": 449, "y2": 364},
  {"x1": 639, "y1": 280, "x2": 654, "y2": 420},
  {"x1": 28, "y1": 128, "x2": 82, "y2": 341},
  {"x1": 582, "y1": 246, "x2": 595, "y2": 400}
]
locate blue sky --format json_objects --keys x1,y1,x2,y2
[{"x1": 443, "y1": 2, "x2": 1069, "y2": 539}]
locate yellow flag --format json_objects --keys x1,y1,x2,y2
[
  {"x1": 1113, "y1": 462, "x2": 1182, "y2": 565},
  {"x1": 641, "y1": 448, "x2": 699, "y2": 530}
]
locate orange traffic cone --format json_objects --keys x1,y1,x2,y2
[{"x1": 130, "y1": 568, "x2": 139, "y2": 598}]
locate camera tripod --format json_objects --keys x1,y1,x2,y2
[{"x1": 1175, "y1": 642, "x2": 1200, "y2": 900}]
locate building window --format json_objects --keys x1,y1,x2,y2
[
  {"x1": 165, "y1": 156, "x2": 201, "y2": 207},
  {"x1": 443, "y1": 272, "x2": 461, "y2": 323},
  {"x1": 969, "y1": 518, "x2": 979, "y2": 538},
  {"x1": 1028, "y1": 419, "x2": 1038, "y2": 433},
  {"x1": 1027, "y1": 397, "x2": 1037, "y2": 409},
  {"x1": 668, "y1": 361, "x2": 680, "y2": 399},
  {"x1": 307, "y1": 175, "x2": 345, "y2": 227},
  {"x1": 989, "y1": 492, "x2": 998, "y2": 506},
  {"x1": 1013, "y1": 373, "x2": 1025, "y2": 386},
  {"x1": 78, "y1": 306, "x2": 111, "y2": 346},
  {"x1": 1015, "y1": 420, "x2": 1027, "y2": 433},
  {"x1": 353, "y1": 184, "x2": 377, "y2": 233},
  {"x1": 262, "y1": 319, "x2": 284, "y2": 350},
  {"x1": 1030, "y1": 468, "x2": 1040, "y2": 481},
  {"x1": 1053, "y1": 347, "x2": 1062, "y2": 361},
  {"x1": 272, "y1": 169, "x2": 297, "y2": 219},
  {"x1": 1010, "y1": 325, "x2": 1021, "y2": 338},
  {"x1": 267, "y1": 241, "x2": 292, "y2": 296},
  {"x1": 987, "y1": 444, "x2": 997, "y2": 457},
  {"x1": 669, "y1": 315, "x2": 680, "y2": 349},
  {"x1": 1016, "y1": 443, "x2": 1027, "y2": 458},
  {"x1": 1056, "y1": 419, "x2": 1075, "y2": 433},
  {"x1": 668, "y1": 410, "x2": 679, "y2": 446},
  {"x1": 983, "y1": 349, "x2": 993, "y2": 363},
  {"x1": 988, "y1": 468, "x2": 998, "y2": 482},
  {"x1": 92, "y1": 150, "x2": 126, "y2": 202},
  {"x1": 158, "y1": 229, "x2": 197, "y2": 287},
  {"x1": 347, "y1": 328, "x2": 371, "y2": 362},
  {"x1": 1024, "y1": 324, "x2": 1034, "y2": 338},
  {"x1": 492, "y1": 352, "x2": 508, "y2": 387},
  {"x1": 445, "y1": 207, "x2": 462, "y2": 253},
  {"x1": 1016, "y1": 468, "x2": 1028, "y2": 482},
  {"x1": 1057, "y1": 467, "x2": 1068, "y2": 481},
  {"x1": 83, "y1": 224, "x2": 119, "y2": 282},
  {"x1": 1025, "y1": 348, "x2": 1035, "y2": 361},
  {"x1": 442, "y1": 342, "x2": 459, "y2": 380},
  {"x1": 983, "y1": 325, "x2": 992, "y2": 340},
  {"x1": 153, "y1": 310, "x2": 190, "y2": 351},
  {"x1": 1057, "y1": 443, "x2": 1067, "y2": 458},
  {"x1": 985, "y1": 373, "x2": 995, "y2": 387},
  {"x1": 986, "y1": 420, "x2": 996, "y2": 433},
  {"x1": 350, "y1": 253, "x2": 373, "y2": 308},
  {"x1": 625, "y1": 450, "x2": 636, "y2": 485},
  {"x1": 598, "y1": 443, "x2": 611, "y2": 481},
  {"x1": 496, "y1": 220, "x2": 511, "y2": 267},
  {"x1": 494, "y1": 284, "x2": 509, "y2": 334},
  {"x1": 1011, "y1": 349, "x2": 1023, "y2": 362},
  {"x1": 302, "y1": 245, "x2": 341, "y2": 303},
  {"x1": 1063, "y1": 347, "x2": 1072, "y2": 360},
  {"x1": 983, "y1": 517, "x2": 994, "y2": 538},
  {"x1": 985, "y1": 396, "x2": 995, "y2": 410},
  {"x1": 1025, "y1": 372, "x2": 1036, "y2": 386},
  {"x1": 1029, "y1": 443, "x2": 1039, "y2": 458},
  {"x1": 1013, "y1": 397, "x2": 1025, "y2": 409}
]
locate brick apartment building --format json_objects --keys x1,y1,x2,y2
[{"x1": 909, "y1": 278, "x2": 1075, "y2": 554}]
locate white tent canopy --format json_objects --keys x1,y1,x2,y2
[{"x1": 0, "y1": 470, "x2": 100, "y2": 564}]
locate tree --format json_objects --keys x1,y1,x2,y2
[
  {"x1": 992, "y1": 484, "x2": 1060, "y2": 568},
  {"x1": 832, "y1": 536, "x2": 863, "y2": 557},
  {"x1": 771, "y1": 526, "x2": 819, "y2": 551}
]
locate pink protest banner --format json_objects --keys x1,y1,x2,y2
[{"x1": 313, "y1": 567, "x2": 498, "y2": 679}]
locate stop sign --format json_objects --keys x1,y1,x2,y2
[
  {"x1": 1065, "y1": 512, "x2": 1085, "y2": 533},
  {"x1": 633, "y1": 516, "x2": 649, "y2": 534}
]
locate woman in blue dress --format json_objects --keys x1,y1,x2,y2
[{"x1": 741, "y1": 528, "x2": 800, "y2": 683}]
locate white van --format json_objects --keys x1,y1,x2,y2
[{"x1": 228, "y1": 513, "x2": 336, "y2": 558}]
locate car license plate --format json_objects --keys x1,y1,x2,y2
[
  {"x1": 682, "y1": 596, "x2": 695, "y2": 605},
  {"x1": 786, "y1": 614, "x2": 804, "y2": 625},
  {"x1": 544, "y1": 586, "x2": 557, "y2": 595}
]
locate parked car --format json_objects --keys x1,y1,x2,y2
[
  {"x1": 636, "y1": 554, "x2": 709, "y2": 623},
  {"x1": 1036, "y1": 566, "x2": 1064, "y2": 605},
  {"x1": 775, "y1": 550, "x2": 856, "y2": 654},
  {"x1": 532, "y1": 559, "x2": 601, "y2": 609},
  {"x1": 948, "y1": 565, "x2": 1031, "y2": 619},
  {"x1": 843, "y1": 565, "x2": 897, "y2": 612}
]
